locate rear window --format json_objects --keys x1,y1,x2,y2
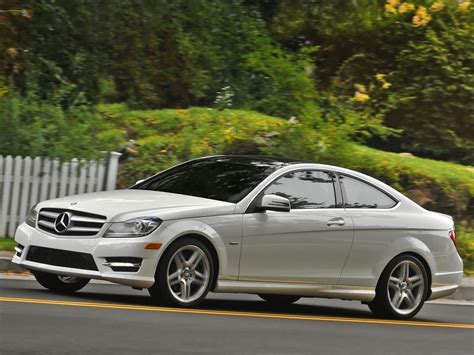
[{"x1": 340, "y1": 175, "x2": 397, "y2": 209}]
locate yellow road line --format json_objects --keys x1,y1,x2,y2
[{"x1": 1, "y1": 296, "x2": 473, "y2": 329}]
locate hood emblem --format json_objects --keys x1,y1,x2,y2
[
  {"x1": 54, "y1": 212, "x2": 72, "y2": 234},
  {"x1": 70, "y1": 202, "x2": 78, "y2": 205}
]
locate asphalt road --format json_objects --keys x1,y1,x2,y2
[{"x1": 0, "y1": 278, "x2": 473, "y2": 355}]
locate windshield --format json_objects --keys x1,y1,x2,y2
[{"x1": 131, "y1": 156, "x2": 287, "y2": 203}]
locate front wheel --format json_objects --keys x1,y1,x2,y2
[
  {"x1": 149, "y1": 238, "x2": 214, "y2": 307},
  {"x1": 259, "y1": 294, "x2": 300, "y2": 305},
  {"x1": 368, "y1": 255, "x2": 428, "y2": 319},
  {"x1": 33, "y1": 271, "x2": 90, "y2": 293}
]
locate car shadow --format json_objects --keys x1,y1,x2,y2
[
  {"x1": 24, "y1": 285, "x2": 402, "y2": 320},
  {"x1": 12, "y1": 278, "x2": 458, "y2": 324}
]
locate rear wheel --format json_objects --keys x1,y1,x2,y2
[
  {"x1": 149, "y1": 238, "x2": 214, "y2": 307},
  {"x1": 33, "y1": 271, "x2": 90, "y2": 293},
  {"x1": 368, "y1": 255, "x2": 428, "y2": 319},
  {"x1": 259, "y1": 294, "x2": 300, "y2": 305}
]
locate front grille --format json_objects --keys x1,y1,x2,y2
[
  {"x1": 26, "y1": 246, "x2": 98, "y2": 271},
  {"x1": 37, "y1": 208, "x2": 106, "y2": 236}
]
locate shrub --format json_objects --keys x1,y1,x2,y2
[
  {"x1": 0, "y1": 90, "x2": 100, "y2": 160},
  {"x1": 457, "y1": 225, "x2": 474, "y2": 275}
]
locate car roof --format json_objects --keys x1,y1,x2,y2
[
  {"x1": 201, "y1": 155, "x2": 410, "y2": 204},
  {"x1": 197, "y1": 154, "x2": 306, "y2": 165}
]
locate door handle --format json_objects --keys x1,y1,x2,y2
[{"x1": 327, "y1": 218, "x2": 345, "y2": 227}]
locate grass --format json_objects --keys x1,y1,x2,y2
[{"x1": 0, "y1": 237, "x2": 16, "y2": 252}]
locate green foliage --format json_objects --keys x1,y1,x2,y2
[
  {"x1": 265, "y1": 0, "x2": 474, "y2": 163},
  {"x1": 0, "y1": 237, "x2": 16, "y2": 252},
  {"x1": 1, "y1": 0, "x2": 320, "y2": 119},
  {"x1": 336, "y1": 2, "x2": 473, "y2": 163},
  {"x1": 3, "y1": 0, "x2": 471, "y2": 162},
  {"x1": 457, "y1": 225, "x2": 474, "y2": 275},
  {"x1": 0, "y1": 90, "x2": 100, "y2": 160}
]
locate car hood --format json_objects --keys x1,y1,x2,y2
[{"x1": 37, "y1": 189, "x2": 236, "y2": 221}]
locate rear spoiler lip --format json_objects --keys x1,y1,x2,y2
[
  {"x1": 428, "y1": 211, "x2": 455, "y2": 229},
  {"x1": 434, "y1": 211, "x2": 453, "y2": 220}
]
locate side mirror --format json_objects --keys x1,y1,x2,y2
[{"x1": 256, "y1": 194, "x2": 291, "y2": 212}]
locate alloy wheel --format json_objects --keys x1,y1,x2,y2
[
  {"x1": 166, "y1": 245, "x2": 211, "y2": 304},
  {"x1": 387, "y1": 260, "x2": 425, "y2": 315}
]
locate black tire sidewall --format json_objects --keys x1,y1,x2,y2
[{"x1": 33, "y1": 271, "x2": 90, "y2": 293}]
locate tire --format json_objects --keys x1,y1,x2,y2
[
  {"x1": 148, "y1": 237, "x2": 214, "y2": 307},
  {"x1": 33, "y1": 271, "x2": 90, "y2": 293},
  {"x1": 368, "y1": 254, "x2": 429, "y2": 319},
  {"x1": 259, "y1": 294, "x2": 300, "y2": 305}
]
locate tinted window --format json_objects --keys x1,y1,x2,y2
[
  {"x1": 340, "y1": 175, "x2": 396, "y2": 209},
  {"x1": 132, "y1": 157, "x2": 286, "y2": 203},
  {"x1": 264, "y1": 171, "x2": 336, "y2": 209}
]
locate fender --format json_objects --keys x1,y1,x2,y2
[
  {"x1": 152, "y1": 219, "x2": 228, "y2": 276},
  {"x1": 372, "y1": 235, "x2": 435, "y2": 284}
]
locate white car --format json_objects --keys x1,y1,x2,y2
[{"x1": 13, "y1": 156, "x2": 463, "y2": 319}]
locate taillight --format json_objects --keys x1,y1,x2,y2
[{"x1": 449, "y1": 230, "x2": 456, "y2": 246}]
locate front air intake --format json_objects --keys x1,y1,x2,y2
[{"x1": 26, "y1": 246, "x2": 98, "y2": 271}]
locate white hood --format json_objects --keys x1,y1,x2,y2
[{"x1": 37, "y1": 189, "x2": 236, "y2": 221}]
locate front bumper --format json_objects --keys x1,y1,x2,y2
[{"x1": 12, "y1": 223, "x2": 163, "y2": 288}]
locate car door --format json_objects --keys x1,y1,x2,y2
[{"x1": 239, "y1": 170, "x2": 354, "y2": 285}]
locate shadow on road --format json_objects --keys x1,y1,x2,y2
[{"x1": 21, "y1": 285, "x2": 400, "y2": 320}]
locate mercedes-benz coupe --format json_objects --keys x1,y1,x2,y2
[{"x1": 13, "y1": 156, "x2": 463, "y2": 319}]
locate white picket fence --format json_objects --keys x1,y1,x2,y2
[{"x1": 0, "y1": 152, "x2": 121, "y2": 237}]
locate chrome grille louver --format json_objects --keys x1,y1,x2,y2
[{"x1": 37, "y1": 208, "x2": 106, "y2": 236}]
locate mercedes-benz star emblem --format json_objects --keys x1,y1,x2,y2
[{"x1": 54, "y1": 212, "x2": 72, "y2": 233}]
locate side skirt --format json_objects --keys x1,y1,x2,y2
[{"x1": 215, "y1": 279, "x2": 376, "y2": 302}]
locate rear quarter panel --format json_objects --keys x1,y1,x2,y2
[{"x1": 338, "y1": 208, "x2": 460, "y2": 288}]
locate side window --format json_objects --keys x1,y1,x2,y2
[
  {"x1": 339, "y1": 175, "x2": 397, "y2": 209},
  {"x1": 264, "y1": 171, "x2": 336, "y2": 209}
]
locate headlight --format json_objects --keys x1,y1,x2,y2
[
  {"x1": 104, "y1": 217, "x2": 162, "y2": 238},
  {"x1": 25, "y1": 204, "x2": 38, "y2": 227}
]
